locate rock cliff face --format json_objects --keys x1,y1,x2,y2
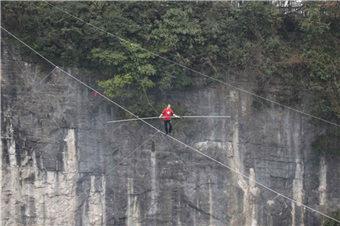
[{"x1": 1, "y1": 46, "x2": 340, "y2": 226}]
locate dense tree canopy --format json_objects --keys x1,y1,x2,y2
[{"x1": 2, "y1": 2, "x2": 340, "y2": 132}]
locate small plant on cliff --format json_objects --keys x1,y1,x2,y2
[
  {"x1": 312, "y1": 127, "x2": 340, "y2": 155},
  {"x1": 323, "y1": 210, "x2": 340, "y2": 226}
]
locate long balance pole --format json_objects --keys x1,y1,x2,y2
[{"x1": 107, "y1": 116, "x2": 231, "y2": 124}]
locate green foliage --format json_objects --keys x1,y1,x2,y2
[
  {"x1": 252, "y1": 99, "x2": 271, "y2": 110},
  {"x1": 323, "y1": 210, "x2": 340, "y2": 226},
  {"x1": 2, "y1": 2, "x2": 340, "y2": 135},
  {"x1": 97, "y1": 74, "x2": 133, "y2": 99},
  {"x1": 301, "y1": 3, "x2": 340, "y2": 123}
]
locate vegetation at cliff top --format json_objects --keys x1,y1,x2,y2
[{"x1": 2, "y1": 2, "x2": 340, "y2": 130}]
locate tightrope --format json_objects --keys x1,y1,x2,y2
[
  {"x1": 2, "y1": 26, "x2": 340, "y2": 224},
  {"x1": 107, "y1": 115, "x2": 230, "y2": 123},
  {"x1": 107, "y1": 115, "x2": 231, "y2": 123}
]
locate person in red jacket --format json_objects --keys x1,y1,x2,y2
[{"x1": 159, "y1": 104, "x2": 180, "y2": 135}]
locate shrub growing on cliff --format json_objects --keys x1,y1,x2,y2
[
  {"x1": 323, "y1": 210, "x2": 340, "y2": 226},
  {"x1": 312, "y1": 128, "x2": 340, "y2": 155}
]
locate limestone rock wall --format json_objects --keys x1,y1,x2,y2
[{"x1": 1, "y1": 45, "x2": 340, "y2": 226}]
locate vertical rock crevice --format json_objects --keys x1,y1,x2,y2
[
  {"x1": 318, "y1": 155, "x2": 327, "y2": 211},
  {"x1": 289, "y1": 114, "x2": 305, "y2": 226},
  {"x1": 126, "y1": 177, "x2": 141, "y2": 226},
  {"x1": 88, "y1": 175, "x2": 106, "y2": 225}
]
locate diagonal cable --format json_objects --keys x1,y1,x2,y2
[{"x1": 2, "y1": 26, "x2": 340, "y2": 224}]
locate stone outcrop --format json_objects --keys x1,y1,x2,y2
[{"x1": 1, "y1": 45, "x2": 340, "y2": 225}]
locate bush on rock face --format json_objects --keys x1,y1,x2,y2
[{"x1": 323, "y1": 210, "x2": 340, "y2": 226}]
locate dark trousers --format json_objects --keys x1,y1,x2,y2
[{"x1": 164, "y1": 120, "x2": 172, "y2": 134}]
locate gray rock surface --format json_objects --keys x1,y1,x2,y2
[{"x1": 1, "y1": 45, "x2": 340, "y2": 226}]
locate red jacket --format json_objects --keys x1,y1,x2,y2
[{"x1": 162, "y1": 108, "x2": 173, "y2": 121}]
